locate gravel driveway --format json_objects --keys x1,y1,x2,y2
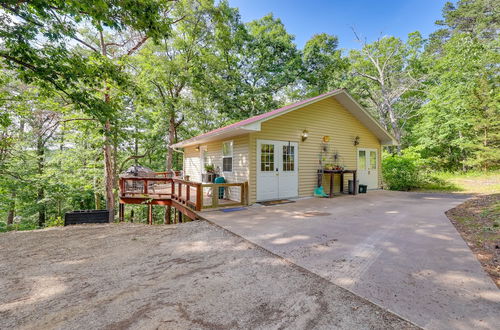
[
  {"x1": 201, "y1": 190, "x2": 500, "y2": 330},
  {"x1": 0, "y1": 222, "x2": 416, "y2": 330}
]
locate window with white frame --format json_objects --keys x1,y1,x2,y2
[{"x1": 222, "y1": 141, "x2": 233, "y2": 172}]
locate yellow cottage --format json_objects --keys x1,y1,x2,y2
[{"x1": 171, "y1": 89, "x2": 396, "y2": 205}]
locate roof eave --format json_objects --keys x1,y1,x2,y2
[{"x1": 171, "y1": 126, "x2": 259, "y2": 149}]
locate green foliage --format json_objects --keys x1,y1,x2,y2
[
  {"x1": 382, "y1": 149, "x2": 424, "y2": 191},
  {"x1": 0, "y1": 220, "x2": 38, "y2": 233},
  {"x1": 46, "y1": 217, "x2": 64, "y2": 228},
  {"x1": 302, "y1": 33, "x2": 348, "y2": 95},
  {"x1": 417, "y1": 1, "x2": 499, "y2": 171},
  {"x1": 198, "y1": 13, "x2": 302, "y2": 121},
  {"x1": 0, "y1": 0, "x2": 178, "y2": 122}
]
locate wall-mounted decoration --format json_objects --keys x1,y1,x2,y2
[{"x1": 322, "y1": 136, "x2": 330, "y2": 143}]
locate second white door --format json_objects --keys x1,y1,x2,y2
[
  {"x1": 357, "y1": 148, "x2": 378, "y2": 189},
  {"x1": 257, "y1": 140, "x2": 298, "y2": 201}
]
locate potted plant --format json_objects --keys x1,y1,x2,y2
[
  {"x1": 204, "y1": 164, "x2": 215, "y2": 173},
  {"x1": 202, "y1": 164, "x2": 218, "y2": 183},
  {"x1": 324, "y1": 164, "x2": 334, "y2": 170}
]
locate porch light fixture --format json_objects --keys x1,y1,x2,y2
[
  {"x1": 301, "y1": 129, "x2": 309, "y2": 142},
  {"x1": 354, "y1": 136, "x2": 360, "y2": 146},
  {"x1": 195, "y1": 145, "x2": 200, "y2": 151}
]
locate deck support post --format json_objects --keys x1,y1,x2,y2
[
  {"x1": 118, "y1": 203, "x2": 124, "y2": 222},
  {"x1": 178, "y1": 209, "x2": 183, "y2": 223},
  {"x1": 130, "y1": 209, "x2": 134, "y2": 223},
  {"x1": 165, "y1": 206, "x2": 171, "y2": 224},
  {"x1": 148, "y1": 204, "x2": 153, "y2": 225}
]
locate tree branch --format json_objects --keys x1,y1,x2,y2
[{"x1": 126, "y1": 36, "x2": 149, "y2": 56}]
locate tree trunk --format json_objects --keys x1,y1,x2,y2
[
  {"x1": 166, "y1": 115, "x2": 176, "y2": 171},
  {"x1": 100, "y1": 29, "x2": 115, "y2": 222},
  {"x1": 104, "y1": 120, "x2": 115, "y2": 222},
  {"x1": 383, "y1": 94, "x2": 402, "y2": 154},
  {"x1": 36, "y1": 136, "x2": 46, "y2": 227},
  {"x1": 94, "y1": 192, "x2": 101, "y2": 209},
  {"x1": 7, "y1": 192, "x2": 15, "y2": 225}
]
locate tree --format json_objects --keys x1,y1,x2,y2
[
  {"x1": 416, "y1": 0, "x2": 499, "y2": 170},
  {"x1": 199, "y1": 13, "x2": 302, "y2": 121},
  {"x1": 0, "y1": 0, "x2": 182, "y2": 221},
  {"x1": 348, "y1": 31, "x2": 426, "y2": 151},
  {"x1": 134, "y1": 0, "x2": 226, "y2": 170},
  {"x1": 301, "y1": 33, "x2": 348, "y2": 96}
]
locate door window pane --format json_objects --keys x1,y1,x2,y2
[
  {"x1": 369, "y1": 151, "x2": 377, "y2": 170},
  {"x1": 359, "y1": 150, "x2": 366, "y2": 170},
  {"x1": 260, "y1": 144, "x2": 274, "y2": 171},
  {"x1": 282, "y1": 145, "x2": 295, "y2": 171}
]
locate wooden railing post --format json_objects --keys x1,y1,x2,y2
[
  {"x1": 211, "y1": 185, "x2": 218, "y2": 208},
  {"x1": 196, "y1": 183, "x2": 202, "y2": 211},
  {"x1": 244, "y1": 182, "x2": 249, "y2": 205},
  {"x1": 186, "y1": 183, "x2": 190, "y2": 204},
  {"x1": 240, "y1": 183, "x2": 244, "y2": 205},
  {"x1": 144, "y1": 180, "x2": 148, "y2": 194}
]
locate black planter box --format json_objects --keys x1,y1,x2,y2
[{"x1": 64, "y1": 210, "x2": 109, "y2": 226}]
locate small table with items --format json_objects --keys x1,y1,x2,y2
[{"x1": 318, "y1": 169, "x2": 357, "y2": 197}]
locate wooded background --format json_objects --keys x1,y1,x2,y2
[{"x1": 0, "y1": 0, "x2": 498, "y2": 227}]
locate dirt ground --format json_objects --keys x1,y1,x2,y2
[
  {"x1": 0, "y1": 221, "x2": 417, "y2": 330},
  {"x1": 446, "y1": 193, "x2": 500, "y2": 287}
]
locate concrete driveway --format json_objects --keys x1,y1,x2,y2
[{"x1": 200, "y1": 190, "x2": 500, "y2": 330}]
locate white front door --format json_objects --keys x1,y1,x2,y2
[
  {"x1": 257, "y1": 140, "x2": 298, "y2": 201},
  {"x1": 357, "y1": 148, "x2": 378, "y2": 189}
]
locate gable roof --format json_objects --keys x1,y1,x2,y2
[{"x1": 172, "y1": 89, "x2": 397, "y2": 148}]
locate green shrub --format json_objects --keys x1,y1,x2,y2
[
  {"x1": 0, "y1": 220, "x2": 38, "y2": 233},
  {"x1": 382, "y1": 148, "x2": 424, "y2": 191},
  {"x1": 46, "y1": 216, "x2": 64, "y2": 227}
]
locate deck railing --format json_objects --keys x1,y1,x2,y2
[{"x1": 119, "y1": 173, "x2": 247, "y2": 211}]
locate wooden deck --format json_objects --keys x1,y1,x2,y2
[{"x1": 118, "y1": 172, "x2": 248, "y2": 222}]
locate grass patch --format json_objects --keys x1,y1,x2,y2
[{"x1": 415, "y1": 170, "x2": 500, "y2": 194}]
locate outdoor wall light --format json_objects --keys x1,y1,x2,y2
[
  {"x1": 301, "y1": 129, "x2": 309, "y2": 142},
  {"x1": 195, "y1": 145, "x2": 200, "y2": 151},
  {"x1": 354, "y1": 136, "x2": 360, "y2": 146}
]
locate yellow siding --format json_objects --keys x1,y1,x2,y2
[
  {"x1": 248, "y1": 97, "x2": 381, "y2": 203},
  {"x1": 183, "y1": 97, "x2": 382, "y2": 205}
]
